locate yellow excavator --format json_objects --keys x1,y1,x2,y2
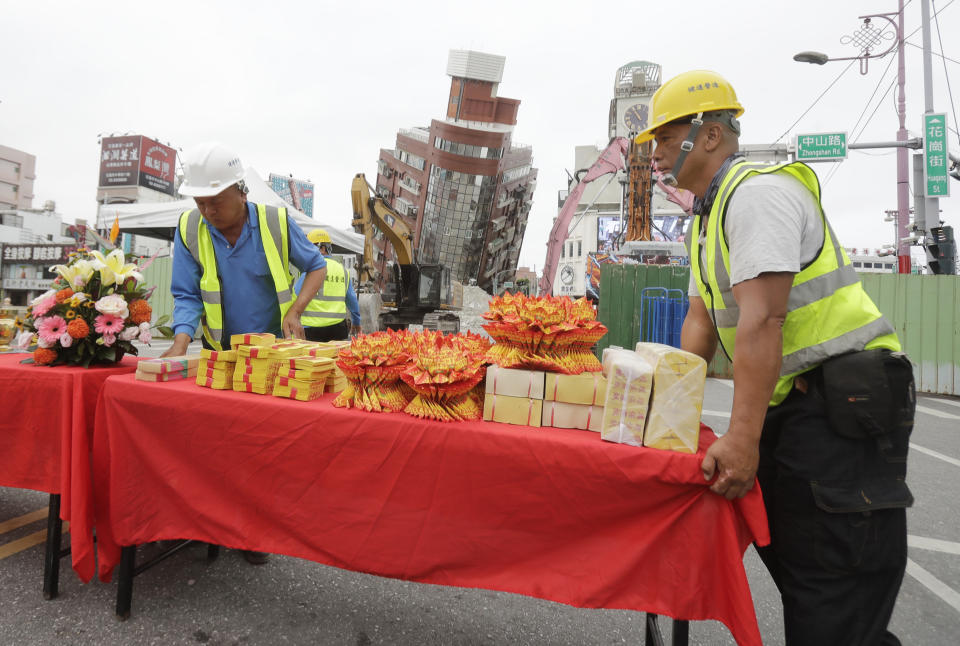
[{"x1": 351, "y1": 173, "x2": 458, "y2": 331}]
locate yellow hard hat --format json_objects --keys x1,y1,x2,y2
[
  {"x1": 307, "y1": 228, "x2": 331, "y2": 245},
  {"x1": 634, "y1": 70, "x2": 744, "y2": 144}
]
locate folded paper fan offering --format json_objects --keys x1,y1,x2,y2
[
  {"x1": 482, "y1": 293, "x2": 606, "y2": 374},
  {"x1": 400, "y1": 330, "x2": 491, "y2": 422},
  {"x1": 333, "y1": 330, "x2": 411, "y2": 412}
]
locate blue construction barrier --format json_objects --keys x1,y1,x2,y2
[{"x1": 638, "y1": 287, "x2": 689, "y2": 348}]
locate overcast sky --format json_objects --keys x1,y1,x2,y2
[{"x1": 3, "y1": 0, "x2": 958, "y2": 269}]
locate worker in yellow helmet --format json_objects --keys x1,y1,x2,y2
[
  {"x1": 639, "y1": 70, "x2": 913, "y2": 645},
  {"x1": 296, "y1": 228, "x2": 361, "y2": 340}
]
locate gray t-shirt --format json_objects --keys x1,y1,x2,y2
[{"x1": 689, "y1": 172, "x2": 823, "y2": 294}]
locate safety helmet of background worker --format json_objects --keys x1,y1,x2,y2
[
  {"x1": 179, "y1": 142, "x2": 246, "y2": 197},
  {"x1": 307, "y1": 228, "x2": 332, "y2": 247},
  {"x1": 634, "y1": 70, "x2": 744, "y2": 186}
]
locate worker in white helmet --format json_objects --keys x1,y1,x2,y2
[{"x1": 163, "y1": 142, "x2": 326, "y2": 361}]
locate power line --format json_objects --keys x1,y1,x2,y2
[
  {"x1": 933, "y1": 0, "x2": 960, "y2": 147},
  {"x1": 903, "y1": 41, "x2": 960, "y2": 65},
  {"x1": 824, "y1": 74, "x2": 899, "y2": 186},
  {"x1": 770, "y1": 59, "x2": 857, "y2": 147}
]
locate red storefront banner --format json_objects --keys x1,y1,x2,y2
[
  {"x1": 138, "y1": 136, "x2": 176, "y2": 196},
  {"x1": 97, "y1": 135, "x2": 177, "y2": 196}
]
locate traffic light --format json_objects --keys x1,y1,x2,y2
[{"x1": 927, "y1": 226, "x2": 957, "y2": 275}]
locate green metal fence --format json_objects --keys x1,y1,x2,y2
[
  {"x1": 141, "y1": 256, "x2": 174, "y2": 325},
  {"x1": 597, "y1": 265, "x2": 960, "y2": 396}
]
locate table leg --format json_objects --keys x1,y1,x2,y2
[
  {"x1": 115, "y1": 545, "x2": 136, "y2": 620},
  {"x1": 645, "y1": 613, "x2": 664, "y2": 646},
  {"x1": 42, "y1": 494, "x2": 62, "y2": 600},
  {"x1": 207, "y1": 544, "x2": 220, "y2": 561},
  {"x1": 672, "y1": 619, "x2": 689, "y2": 646}
]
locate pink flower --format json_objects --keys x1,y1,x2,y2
[
  {"x1": 101, "y1": 332, "x2": 116, "y2": 347},
  {"x1": 37, "y1": 316, "x2": 68, "y2": 345},
  {"x1": 119, "y1": 326, "x2": 140, "y2": 341},
  {"x1": 32, "y1": 296, "x2": 57, "y2": 317},
  {"x1": 94, "y1": 314, "x2": 125, "y2": 335},
  {"x1": 138, "y1": 328, "x2": 152, "y2": 344},
  {"x1": 59, "y1": 332, "x2": 73, "y2": 348}
]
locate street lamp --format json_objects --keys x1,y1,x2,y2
[{"x1": 794, "y1": 2, "x2": 911, "y2": 274}]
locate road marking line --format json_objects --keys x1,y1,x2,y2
[
  {"x1": 702, "y1": 410, "x2": 731, "y2": 418},
  {"x1": 924, "y1": 398, "x2": 960, "y2": 410},
  {"x1": 910, "y1": 443, "x2": 960, "y2": 468},
  {"x1": 909, "y1": 535, "x2": 960, "y2": 555},
  {"x1": 916, "y1": 405, "x2": 960, "y2": 420},
  {"x1": 0, "y1": 521, "x2": 69, "y2": 561},
  {"x1": 906, "y1": 558, "x2": 960, "y2": 614},
  {"x1": 0, "y1": 508, "x2": 47, "y2": 536}
]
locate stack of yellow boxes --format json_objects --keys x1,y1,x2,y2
[
  {"x1": 299, "y1": 341, "x2": 349, "y2": 393},
  {"x1": 632, "y1": 342, "x2": 706, "y2": 453},
  {"x1": 137, "y1": 354, "x2": 203, "y2": 382},
  {"x1": 196, "y1": 349, "x2": 238, "y2": 389},
  {"x1": 482, "y1": 366, "x2": 546, "y2": 427},
  {"x1": 541, "y1": 371, "x2": 607, "y2": 432},
  {"x1": 273, "y1": 355, "x2": 336, "y2": 401},
  {"x1": 231, "y1": 333, "x2": 279, "y2": 395}
]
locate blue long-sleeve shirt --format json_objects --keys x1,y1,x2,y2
[
  {"x1": 293, "y1": 256, "x2": 361, "y2": 325},
  {"x1": 171, "y1": 202, "x2": 326, "y2": 345}
]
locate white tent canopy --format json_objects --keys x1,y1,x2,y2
[{"x1": 95, "y1": 168, "x2": 364, "y2": 254}]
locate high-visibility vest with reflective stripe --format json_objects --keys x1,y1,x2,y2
[
  {"x1": 688, "y1": 160, "x2": 900, "y2": 406},
  {"x1": 300, "y1": 257, "x2": 347, "y2": 327},
  {"x1": 178, "y1": 203, "x2": 295, "y2": 350}
]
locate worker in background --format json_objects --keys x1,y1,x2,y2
[
  {"x1": 296, "y1": 228, "x2": 361, "y2": 340},
  {"x1": 161, "y1": 142, "x2": 327, "y2": 564},
  {"x1": 637, "y1": 70, "x2": 914, "y2": 646}
]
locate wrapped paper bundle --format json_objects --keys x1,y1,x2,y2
[
  {"x1": 136, "y1": 366, "x2": 197, "y2": 382},
  {"x1": 232, "y1": 345, "x2": 280, "y2": 394},
  {"x1": 600, "y1": 349, "x2": 655, "y2": 447},
  {"x1": 400, "y1": 330, "x2": 491, "y2": 422},
  {"x1": 482, "y1": 293, "x2": 606, "y2": 374},
  {"x1": 633, "y1": 342, "x2": 707, "y2": 454},
  {"x1": 201, "y1": 348, "x2": 237, "y2": 362},
  {"x1": 229, "y1": 332, "x2": 276, "y2": 347},
  {"x1": 137, "y1": 354, "x2": 203, "y2": 375},
  {"x1": 333, "y1": 330, "x2": 411, "y2": 412},
  {"x1": 196, "y1": 354, "x2": 237, "y2": 389}
]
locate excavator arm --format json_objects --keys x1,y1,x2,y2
[{"x1": 351, "y1": 173, "x2": 415, "y2": 285}]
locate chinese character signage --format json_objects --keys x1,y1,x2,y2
[
  {"x1": 1, "y1": 244, "x2": 76, "y2": 265},
  {"x1": 98, "y1": 135, "x2": 177, "y2": 196},
  {"x1": 98, "y1": 135, "x2": 142, "y2": 188},
  {"x1": 139, "y1": 136, "x2": 177, "y2": 196},
  {"x1": 924, "y1": 113, "x2": 950, "y2": 198},
  {"x1": 269, "y1": 173, "x2": 315, "y2": 217},
  {"x1": 795, "y1": 132, "x2": 848, "y2": 162}
]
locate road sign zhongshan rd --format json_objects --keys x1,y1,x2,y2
[
  {"x1": 796, "y1": 132, "x2": 847, "y2": 161},
  {"x1": 924, "y1": 113, "x2": 950, "y2": 198}
]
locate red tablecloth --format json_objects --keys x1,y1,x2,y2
[
  {"x1": 0, "y1": 352, "x2": 138, "y2": 581},
  {"x1": 93, "y1": 375, "x2": 769, "y2": 646}
]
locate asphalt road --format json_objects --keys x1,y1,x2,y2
[{"x1": 1, "y1": 367, "x2": 958, "y2": 645}]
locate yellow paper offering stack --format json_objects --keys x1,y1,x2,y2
[
  {"x1": 197, "y1": 349, "x2": 237, "y2": 389},
  {"x1": 541, "y1": 372, "x2": 607, "y2": 431},
  {"x1": 482, "y1": 365, "x2": 546, "y2": 427},
  {"x1": 232, "y1": 342, "x2": 283, "y2": 395},
  {"x1": 136, "y1": 354, "x2": 203, "y2": 382},
  {"x1": 633, "y1": 342, "x2": 707, "y2": 454},
  {"x1": 325, "y1": 365, "x2": 348, "y2": 393},
  {"x1": 600, "y1": 349, "x2": 655, "y2": 447},
  {"x1": 273, "y1": 355, "x2": 336, "y2": 401},
  {"x1": 229, "y1": 333, "x2": 276, "y2": 347}
]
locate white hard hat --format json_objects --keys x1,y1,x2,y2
[{"x1": 179, "y1": 142, "x2": 244, "y2": 197}]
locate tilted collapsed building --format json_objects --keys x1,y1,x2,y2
[{"x1": 372, "y1": 50, "x2": 537, "y2": 293}]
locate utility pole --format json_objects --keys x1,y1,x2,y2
[
  {"x1": 895, "y1": 0, "x2": 910, "y2": 273},
  {"x1": 920, "y1": 0, "x2": 942, "y2": 269}
]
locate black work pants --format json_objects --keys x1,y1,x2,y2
[
  {"x1": 304, "y1": 321, "x2": 349, "y2": 342},
  {"x1": 756, "y1": 367, "x2": 911, "y2": 646}
]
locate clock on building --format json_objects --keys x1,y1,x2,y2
[
  {"x1": 560, "y1": 265, "x2": 575, "y2": 285},
  {"x1": 623, "y1": 103, "x2": 649, "y2": 132}
]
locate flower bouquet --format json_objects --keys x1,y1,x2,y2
[
  {"x1": 16, "y1": 248, "x2": 172, "y2": 367},
  {"x1": 482, "y1": 292, "x2": 607, "y2": 374}
]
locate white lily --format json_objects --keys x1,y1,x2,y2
[
  {"x1": 50, "y1": 259, "x2": 95, "y2": 289},
  {"x1": 89, "y1": 250, "x2": 142, "y2": 286}
]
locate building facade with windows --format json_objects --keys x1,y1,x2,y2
[
  {"x1": 372, "y1": 50, "x2": 537, "y2": 293},
  {"x1": 0, "y1": 145, "x2": 37, "y2": 211}
]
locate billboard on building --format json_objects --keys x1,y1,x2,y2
[
  {"x1": 98, "y1": 135, "x2": 177, "y2": 196},
  {"x1": 1, "y1": 243, "x2": 77, "y2": 265},
  {"x1": 269, "y1": 173, "x2": 315, "y2": 217},
  {"x1": 597, "y1": 216, "x2": 622, "y2": 253}
]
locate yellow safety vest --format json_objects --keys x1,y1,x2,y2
[
  {"x1": 178, "y1": 203, "x2": 295, "y2": 350},
  {"x1": 688, "y1": 160, "x2": 900, "y2": 406},
  {"x1": 300, "y1": 257, "x2": 348, "y2": 327}
]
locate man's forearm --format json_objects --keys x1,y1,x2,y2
[{"x1": 729, "y1": 315, "x2": 782, "y2": 442}]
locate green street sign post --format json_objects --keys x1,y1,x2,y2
[
  {"x1": 796, "y1": 132, "x2": 848, "y2": 162},
  {"x1": 923, "y1": 113, "x2": 950, "y2": 197}
]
